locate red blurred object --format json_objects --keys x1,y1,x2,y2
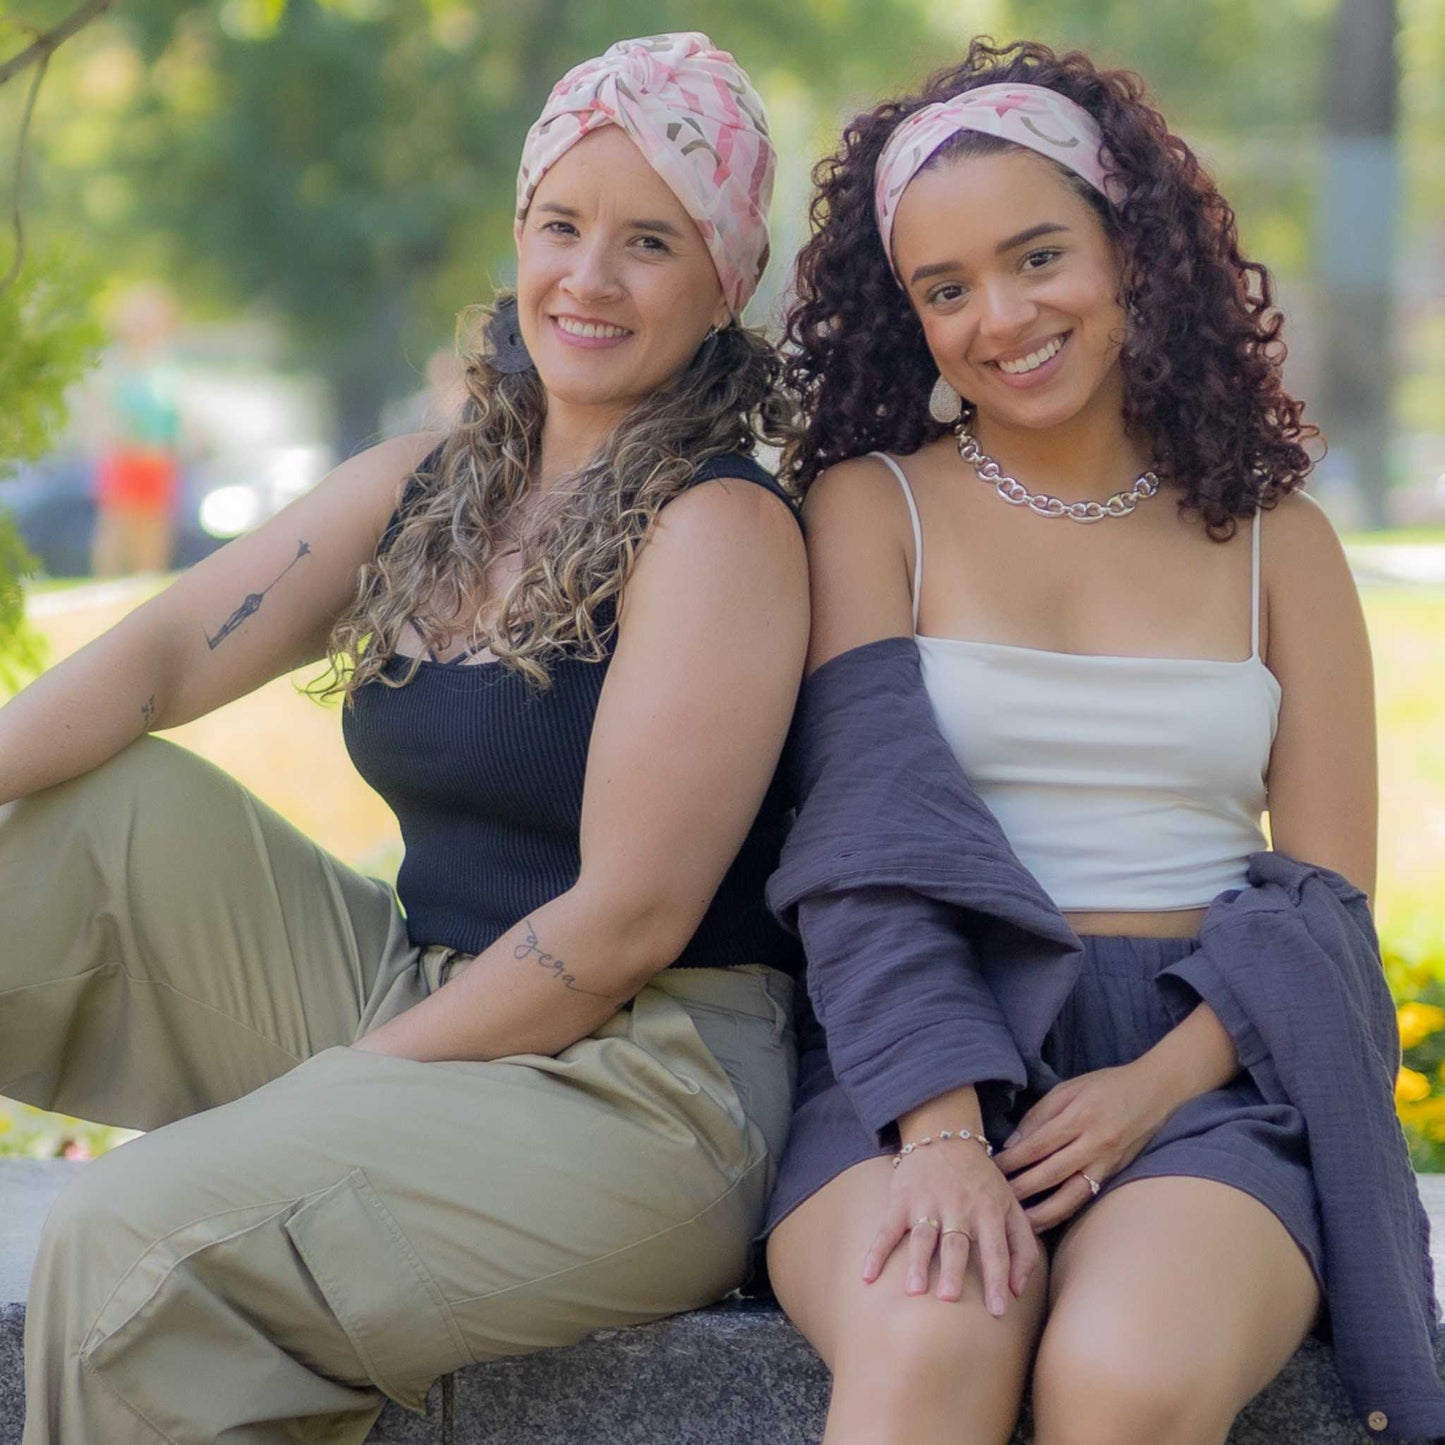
[{"x1": 95, "y1": 447, "x2": 179, "y2": 514}]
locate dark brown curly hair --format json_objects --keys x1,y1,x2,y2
[{"x1": 782, "y1": 38, "x2": 1318, "y2": 534}]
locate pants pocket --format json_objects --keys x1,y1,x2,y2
[{"x1": 285, "y1": 1168, "x2": 471, "y2": 1412}]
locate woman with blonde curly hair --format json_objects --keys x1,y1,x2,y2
[{"x1": 0, "y1": 32, "x2": 807, "y2": 1444}]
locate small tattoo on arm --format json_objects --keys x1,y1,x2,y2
[
  {"x1": 140, "y1": 695, "x2": 156, "y2": 731},
  {"x1": 204, "y1": 540, "x2": 312, "y2": 651},
  {"x1": 514, "y1": 921, "x2": 615, "y2": 998}
]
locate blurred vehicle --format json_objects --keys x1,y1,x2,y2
[{"x1": 0, "y1": 368, "x2": 332, "y2": 579}]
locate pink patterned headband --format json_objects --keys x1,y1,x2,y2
[
  {"x1": 516, "y1": 32, "x2": 775, "y2": 319},
  {"x1": 874, "y1": 83, "x2": 1118, "y2": 280}
]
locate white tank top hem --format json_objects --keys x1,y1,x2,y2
[{"x1": 872, "y1": 452, "x2": 1279, "y2": 913}]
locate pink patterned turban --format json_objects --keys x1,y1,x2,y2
[
  {"x1": 515, "y1": 32, "x2": 775, "y2": 319},
  {"x1": 874, "y1": 83, "x2": 1119, "y2": 279}
]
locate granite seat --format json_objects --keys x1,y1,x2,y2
[{"x1": 3, "y1": 1160, "x2": 1443, "y2": 1443}]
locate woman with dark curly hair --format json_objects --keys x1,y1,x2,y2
[
  {"x1": 761, "y1": 39, "x2": 1406, "y2": 1445},
  {"x1": 0, "y1": 33, "x2": 808, "y2": 1443}
]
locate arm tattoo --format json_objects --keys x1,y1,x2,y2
[
  {"x1": 514, "y1": 920, "x2": 616, "y2": 998},
  {"x1": 140, "y1": 694, "x2": 157, "y2": 731},
  {"x1": 204, "y1": 540, "x2": 312, "y2": 651}
]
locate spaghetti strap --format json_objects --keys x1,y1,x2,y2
[
  {"x1": 1250, "y1": 511, "x2": 1262, "y2": 659},
  {"x1": 870, "y1": 452, "x2": 923, "y2": 631}
]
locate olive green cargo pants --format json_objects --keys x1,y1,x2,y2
[{"x1": 0, "y1": 738, "x2": 796, "y2": 1444}]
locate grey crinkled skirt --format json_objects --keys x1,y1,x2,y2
[{"x1": 764, "y1": 933, "x2": 1324, "y2": 1291}]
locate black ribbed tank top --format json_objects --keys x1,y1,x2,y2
[{"x1": 343, "y1": 451, "x2": 803, "y2": 974}]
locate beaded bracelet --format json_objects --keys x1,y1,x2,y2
[{"x1": 893, "y1": 1128, "x2": 994, "y2": 1168}]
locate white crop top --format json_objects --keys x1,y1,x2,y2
[{"x1": 875, "y1": 453, "x2": 1280, "y2": 912}]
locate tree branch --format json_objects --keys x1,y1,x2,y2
[
  {"x1": 0, "y1": 0, "x2": 118, "y2": 294},
  {"x1": 0, "y1": 49, "x2": 48, "y2": 292},
  {"x1": 0, "y1": 0, "x2": 116, "y2": 88}
]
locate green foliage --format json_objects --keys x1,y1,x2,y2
[
  {"x1": 0, "y1": 242, "x2": 101, "y2": 473},
  {"x1": 0, "y1": 514, "x2": 46, "y2": 693},
  {"x1": 0, "y1": 244, "x2": 97, "y2": 682},
  {"x1": 25, "y1": 0, "x2": 939, "y2": 450},
  {"x1": 1004, "y1": 0, "x2": 1329, "y2": 279}
]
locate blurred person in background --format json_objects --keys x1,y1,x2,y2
[
  {"x1": 90, "y1": 282, "x2": 184, "y2": 576},
  {"x1": 762, "y1": 38, "x2": 1438, "y2": 1445},
  {"x1": 0, "y1": 32, "x2": 807, "y2": 1444}
]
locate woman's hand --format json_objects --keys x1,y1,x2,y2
[
  {"x1": 862, "y1": 1140, "x2": 1040, "y2": 1315},
  {"x1": 996, "y1": 1002, "x2": 1242, "y2": 1233},
  {"x1": 993, "y1": 1061, "x2": 1173, "y2": 1232}
]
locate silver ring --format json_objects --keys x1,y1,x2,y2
[
  {"x1": 1081, "y1": 1172, "x2": 1101, "y2": 1197},
  {"x1": 912, "y1": 1216, "x2": 941, "y2": 1232}
]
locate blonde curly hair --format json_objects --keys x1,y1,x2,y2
[{"x1": 318, "y1": 297, "x2": 796, "y2": 697}]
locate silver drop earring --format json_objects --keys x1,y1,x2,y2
[{"x1": 928, "y1": 374, "x2": 963, "y2": 425}]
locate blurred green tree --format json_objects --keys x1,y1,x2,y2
[
  {"x1": 28, "y1": 0, "x2": 940, "y2": 456},
  {"x1": 1, "y1": 1, "x2": 108, "y2": 684},
  {"x1": 9, "y1": 0, "x2": 1425, "y2": 520}
]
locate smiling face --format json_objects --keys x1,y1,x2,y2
[
  {"x1": 514, "y1": 126, "x2": 730, "y2": 427},
  {"x1": 891, "y1": 145, "x2": 1127, "y2": 439}
]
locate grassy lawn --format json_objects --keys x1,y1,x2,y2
[
  {"x1": 2, "y1": 577, "x2": 1443, "y2": 1157},
  {"x1": 1367, "y1": 587, "x2": 1445, "y2": 973}
]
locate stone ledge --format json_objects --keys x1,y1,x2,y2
[{"x1": 4, "y1": 1162, "x2": 1444, "y2": 1443}]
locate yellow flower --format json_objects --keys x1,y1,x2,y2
[
  {"x1": 1400, "y1": 1094, "x2": 1445, "y2": 1142},
  {"x1": 1397, "y1": 1067, "x2": 1433, "y2": 1106},
  {"x1": 1398, "y1": 1002, "x2": 1445, "y2": 1051}
]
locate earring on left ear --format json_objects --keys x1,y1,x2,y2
[
  {"x1": 484, "y1": 296, "x2": 535, "y2": 375},
  {"x1": 928, "y1": 374, "x2": 963, "y2": 425}
]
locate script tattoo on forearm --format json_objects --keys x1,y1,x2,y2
[
  {"x1": 514, "y1": 920, "x2": 615, "y2": 998},
  {"x1": 204, "y1": 540, "x2": 312, "y2": 651},
  {"x1": 140, "y1": 694, "x2": 156, "y2": 731}
]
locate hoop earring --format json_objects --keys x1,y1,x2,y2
[
  {"x1": 484, "y1": 296, "x2": 535, "y2": 375},
  {"x1": 928, "y1": 374, "x2": 963, "y2": 425}
]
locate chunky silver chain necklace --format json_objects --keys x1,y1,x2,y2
[{"x1": 956, "y1": 425, "x2": 1160, "y2": 523}]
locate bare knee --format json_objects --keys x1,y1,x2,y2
[
  {"x1": 842, "y1": 1295, "x2": 1020, "y2": 1388},
  {"x1": 1032, "y1": 1322, "x2": 1230, "y2": 1445},
  {"x1": 822, "y1": 1280, "x2": 1045, "y2": 1445}
]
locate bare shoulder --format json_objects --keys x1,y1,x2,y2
[
  {"x1": 1265, "y1": 488, "x2": 1340, "y2": 549},
  {"x1": 646, "y1": 473, "x2": 805, "y2": 574},
  {"x1": 799, "y1": 454, "x2": 916, "y2": 668},
  {"x1": 1263, "y1": 490, "x2": 1349, "y2": 574},
  {"x1": 1261, "y1": 490, "x2": 1359, "y2": 632},
  {"x1": 618, "y1": 473, "x2": 808, "y2": 640},
  {"x1": 802, "y1": 452, "x2": 913, "y2": 546},
  {"x1": 1262, "y1": 489, "x2": 1367, "y2": 659}
]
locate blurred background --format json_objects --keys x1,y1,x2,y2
[{"x1": 1, "y1": 0, "x2": 1443, "y2": 1159}]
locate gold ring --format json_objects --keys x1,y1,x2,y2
[
  {"x1": 940, "y1": 1227, "x2": 972, "y2": 1241},
  {"x1": 1082, "y1": 1172, "x2": 1101, "y2": 1197},
  {"x1": 912, "y1": 1216, "x2": 941, "y2": 1232}
]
